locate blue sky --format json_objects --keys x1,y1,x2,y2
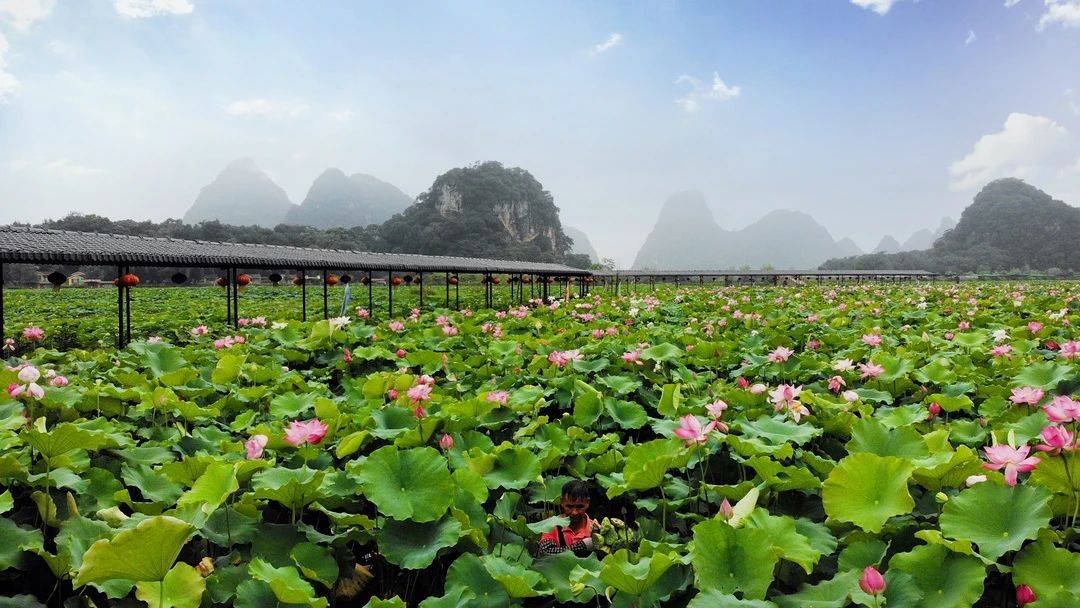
[{"x1": 0, "y1": 0, "x2": 1078, "y2": 264}]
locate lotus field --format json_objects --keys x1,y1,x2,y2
[{"x1": 1, "y1": 281, "x2": 1079, "y2": 608}]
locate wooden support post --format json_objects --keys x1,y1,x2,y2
[
  {"x1": 322, "y1": 269, "x2": 329, "y2": 319},
  {"x1": 445, "y1": 272, "x2": 450, "y2": 308},
  {"x1": 116, "y1": 266, "x2": 124, "y2": 348},
  {"x1": 301, "y1": 271, "x2": 307, "y2": 322},
  {"x1": 367, "y1": 271, "x2": 374, "y2": 317},
  {"x1": 388, "y1": 271, "x2": 394, "y2": 318},
  {"x1": 419, "y1": 272, "x2": 424, "y2": 310}
]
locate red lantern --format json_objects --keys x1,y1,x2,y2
[
  {"x1": 361, "y1": 276, "x2": 371, "y2": 285},
  {"x1": 119, "y1": 273, "x2": 140, "y2": 287},
  {"x1": 491, "y1": 276, "x2": 501, "y2": 285},
  {"x1": 326, "y1": 275, "x2": 340, "y2": 286},
  {"x1": 293, "y1": 276, "x2": 304, "y2": 286},
  {"x1": 448, "y1": 276, "x2": 459, "y2": 285},
  {"x1": 236, "y1": 274, "x2": 252, "y2": 286},
  {"x1": 392, "y1": 277, "x2": 403, "y2": 286},
  {"x1": 215, "y1": 277, "x2": 228, "y2": 287}
]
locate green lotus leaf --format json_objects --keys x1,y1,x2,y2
[
  {"x1": 744, "y1": 509, "x2": 823, "y2": 574},
  {"x1": 641, "y1": 342, "x2": 683, "y2": 362},
  {"x1": 939, "y1": 482, "x2": 1051, "y2": 560},
  {"x1": 252, "y1": 466, "x2": 326, "y2": 513},
  {"x1": 846, "y1": 418, "x2": 929, "y2": 460},
  {"x1": 0, "y1": 517, "x2": 44, "y2": 570},
  {"x1": 211, "y1": 353, "x2": 246, "y2": 384},
  {"x1": 691, "y1": 519, "x2": 777, "y2": 600},
  {"x1": 74, "y1": 515, "x2": 194, "y2": 586},
  {"x1": 269, "y1": 392, "x2": 318, "y2": 419},
  {"x1": 532, "y1": 551, "x2": 602, "y2": 604},
  {"x1": 248, "y1": 557, "x2": 329, "y2": 608},
  {"x1": 599, "y1": 548, "x2": 677, "y2": 597},
  {"x1": 772, "y1": 571, "x2": 858, "y2": 608},
  {"x1": 822, "y1": 453, "x2": 914, "y2": 532},
  {"x1": 597, "y1": 375, "x2": 642, "y2": 396},
  {"x1": 0, "y1": 491, "x2": 11, "y2": 515},
  {"x1": 573, "y1": 379, "x2": 603, "y2": 426},
  {"x1": 22, "y1": 423, "x2": 111, "y2": 464},
  {"x1": 888, "y1": 544, "x2": 985, "y2": 608},
  {"x1": 377, "y1": 517, "x2": 462, "y2": 570},
  {"x1": 836, "y1": 538, "x2": 887, "y2": 572},
  {"x1": 358, "y1": 446, "x2": 454, "y2": 522},
  {"x1": 1012, "y1": 361, "x2": 1073, "y2": 389},
  {"x1": 55, "y1": 516, "x2": 111, "y2": 574},
  {"x1": 131, "y1": 341, "x2": 188, "y2": 377},
  {"x1": 481, "y1": 554, "x2": 547, "y2": 598},
  {"x1": 738, "y1": 416, "x2": 822, "y2": 448},
  {"x1": 606, "y1": 399, "x2": 649, "y2": 429},
  {"x1": 1012, "y1": 538, "x2": 1080, "y2": 608},
  {"x1": 437, "y1": 553, "x2": 509, "y2": 607},
  {"x1": 621, "y1": 438, "x2": 688, "y2": 492},
  {"x1": 135, "y1": 562, "x2": 205, "y2": 608},
  {"x1": 688, "y1": 591, "x2": 779, "y2": 608},
  {"x1": 176, "y1": 461, "x2": 238, "y2": 515},
  {"x1": 364, "y1": 597, "x2": 408, "y2": 608},
  {"x1": 290, "y1": 542, "x2": 339, "y2": 587},
  {"x1": 478, "y1": 446, "x2": 542, "y2": 490}
]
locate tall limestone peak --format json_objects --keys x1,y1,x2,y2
[
  {"x1": 874, "y1": 235, "x2": 902, "y2": 253},
  {"x1": 283, "y1": 169, "x2": 411, "y2": 229},
  {"x1": 183, "y1": 159, "x2": 294, "y2": 228}
]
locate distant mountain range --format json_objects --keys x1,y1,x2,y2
[
  {"x1": 874, "y1": 217, "x2": 957, "y2": 254},
  {"x1": 822, "y1": 178, "x2": 1079, "y2": 272},
  {"x1": 564, "y1": 226, "x2": 600, "y2": 263},
  {"x1": 632, "y1": 190, "x2": 864, "y2": 269},
  {"x1": 182, "y1": 160, "x2": 412, "y2": 229}
]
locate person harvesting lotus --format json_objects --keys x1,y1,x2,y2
[{"x1": 537, "y1": 480, "x2": 594, "y2": 557}]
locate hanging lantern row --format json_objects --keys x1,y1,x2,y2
[
  {"x1": 448, "y1": 276, "x2": 459, "y2": 285},
  {"x1": 119, "y1": 273, "x2": 140, "y2": 287},
  {"x1": 325, "y1": 275, "x2": 340, "y2": 286}
]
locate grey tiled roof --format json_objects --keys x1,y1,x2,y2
[{"x1": 0, "y1": 226, "x2": 590, "y2": 275}]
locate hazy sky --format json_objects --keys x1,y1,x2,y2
[{"x1": 1, "y1": 0, "x2": 1078, "y2": 265}]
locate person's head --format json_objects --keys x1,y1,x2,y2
[{"x1": 560, "y1": 480, "x2": 591, "y2": 525}]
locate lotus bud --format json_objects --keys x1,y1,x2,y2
[
  {"x1": 1016, "y1": 584, "x2": 1036, "y2": 607},
  {"x1": 935, "y1": 492, "x2": 949, "y2": 503},
  {"x1": 719, "y1": 498, "x2": 734, "y2": 520},
  {"x1": 859, "y1": 566, "x2": 886, "y2": 596}
]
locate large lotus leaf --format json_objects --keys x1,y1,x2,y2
[
  {"x1": 269, "y1": 392, "x2": 318, "y2": 419},
  {"x1": 74, "y1": 515, "x2": 194, "y2": 586},
  {"x1": 622, "y1": 438, "x2": 688, "y2": 492},
  {"x1": 377, "y1": 517, "x2": 462, "y2": 570},
  {"x1": 131, "y1": 341, "x2": 188, "y2": 377},
  {"x1": 251, "y1": 466, "x2": 326, "y2": 512},
  {"x1": 55, "y1": 516, "x2": 111, "y2": 574},
  {"x1": 437, "y1": 553, "x2": 509, "y2": 607},
  {"x1": 0, "y1": 491, "x2": 12, "y2": 515},
  {"x1": 135, "y1": 562, "x2": 205, "y2": 608},
  {"x1": 822, "y1": 453, "x2": 914, "y2": 532},
  {"x1": 358, "y1": 446, "x2": 454, "y2": 522},
  {"x1": 846, "y1": 419, "x2": 929, "y2": 460},
  {"x1": 641, "y1": 343, "x2": 683, "y2": 363},
  {"x1": 691, "y1": 519, "x2": 777, "y2": 600},
  {"x1": 573, "y1": 379, "x2": 603, "y2": 426},
  {"x1": 176, "y1": 461, "x2": 238, "y2": 515},
  {"x1": 0, "y1": 518, "x2": 44, "y2": 570},
  {"x1": 939, "y1": 482, "x2": 1051, "y2": 560},
  {"x1": 738, "y1": 416, "x2": 822, "y2": 448},
  {"x1": 248, "y1": 558, "x2": 328, "y2": 608},
  {"x1": 22, "y1": 423, "x2": 111, "y2": 463},
  {"x1": 1013, "y1": 538, "x2": 1080, "y2": 608},
  {"x1": 365, "y1": 598, "x2": 408, "y2": 608},
  {"x1": 689, "y1": 591, "x2": 779, "y2": 608},
  {"x1": 606, "y1": 399, "x2": 649, "y2": 429},
  {"x1": 369, "y1": 407, "x2": 420, "y2": 440},
  {"x1": 599, "y1": 549, "x2": 677, "y2": 597},
  {"x1": 597, "y1": 375, "x2": 642, "y2": 396},
  {"x1": 211, "y1": 353, "x2": 246, "y2": 384},
  {"x1": 481, "y1": 555, "x2": 547, "y2": 598},
  {"x1": 888, "y1": 544, "x2": 985, "y2": 608},
  {"x1": 0, "y1": 595, "x2": 47, "y2": 607},
  {"x1": 290, "y1": 542, "x2": 338, "y2": 587},
  {"x1": 478, "y1": 446, "x2": 542, "y2": 490},
  {"x1": 532, "y1": 551, "x2": 602, "y2": 604},
  {"x1": 876, "y1": 353, "x2": 914, "y2": 382},
  {"x1": 744, "y1": 509, "x2": 823, "y2": 574},
  {"x1": 1012, "y1": 361, "x2": 1073, "y2": 389},
  {"x1": 772, "y1": 571, "x2": 858, "y2": 608},
  {"x1": 836, "y1": 538, "x2": 888, "y2": 572}
]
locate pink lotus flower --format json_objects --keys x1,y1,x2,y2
[
  {"x1": 238, "y1": 318, "x2": 250, "y2": 327},
  {"x1": 486, "y1": 391, "x2": 510, "y2": 405},
  {"x1": 674, "y1": 415, "x2": 716, "y2": 446},
  {"x1": 957, "y1": 320, "x2": 970, "y2": 331},
  {"x1": 1027, "y1": 321, "x2": 1044, "y2": 335},
  {"x1": 861, "y1": 333, "x2": 882, "y2": 347},
  {"x1": 705, "y1": 399, "x2": 728, "y2": 419},
  {"x1": 22, "y1": 326, "x2": 44, "y2": 341},
  {"x1": 944, "y1": 332, "x2": 955, "y2": 341},
  {"x1": 245, "y1": 434, "x2": 268, "y2": 459},
  {"x1": 622, "y1": 349, "x2": 644, "y2": 365},
  {"x1": 806, "y1": 339, "x2": 821, "y2": 350},
  {"x1": 284, "y1": 419, "x2": 329, "y2": 446},
  {"x1": 442, "y1": 324, "x2": 459, "y2": 336},
  {"x1": 737, "y1": 376, "x2": 749, "y2": 388},
  {"x1": 990, "y1": 344, "x2": 1013, "y2": 358},
  {"x1": 927, "y1": 402, "x2": 942, "y2": 419},
  {"x1": 419, "y1": 374, "x2": 436, "y2": 386},
  {"x1": 407, "y1": 383, "x2": 432, "y2": 403},
  {"x1": 388, "y1": 321, "x2": 405, "y2": 332},
  {"x1": 548, "y1": 350, "x2": 582, "y2": 368},
  {"x1": 10, "y1": 366, "x2": 45, "y2": 400},
  {"x1": 768, "y1": 346, "x2": 795, "y2": 363},
  {"x1": 1044, "y1": 396, "x2": 1080, "y2": 423},
  {"x1": 356, "y1": 307, "x2": 371, "y2": 318},
  {"x1": 343, "y1": 348, "x2": 352, "y2": 363},
  {"x1": 413, "y1": 405, "x2": 427, "y2": 419},
  {"x1": 50, "y1": 375, "x2": 69, "y2": 388},
  {"x1": 396, "y1": 349, "x2": 407, "y2": 358},
  {"x1": 842, "y1": 390, "x2": 860, "y2": 403},
  {"x1": 3, "y1": 338, "x2": 14, "y2": 351},
  {"x1": 191, "y1": 325, "x2": 208, "y2": 336},
  {"x1": 1009, "y1": 386, "x2": 1045, "y2": 406},
  {"x1": 1035, "y1": 425, "x2": 1075, "y2": 455},
  {"x1": 387, "y1": 388, "x2": 399, "y2": 400},
  {"x1": 591, "y1": 329, "x2": 605, "y2": 339},
  {"x1": 859, "y1": 567, "x2": 886, "y2": 596},
  {"x1": 982, "y1": 444, "x2": 1040, "y2": 486},
  {"x1": 859, "y1": 362, "x2": 885, "y2": 379},
  {"x1": 828, "y1": 376, "x2": 845, "y2": 393},
  {"x1": 769, "y1": 384, "x2": 802, "y2": 407},
  {"x1": 1016, "y1": 584, "x2": 1037, "y2": 607},
  {"x1": 439, "y1": 433, "x2": 454, "y2": 450},
  {"x1": 719, "y1": 498, "x2": 734, "y2": 520},
  {"x1": 1059, "y1": 341, "x2": 1079, "y2": 359},
  {"x1": 749, "y1": 383, "x2": 767, "y2": 394}
]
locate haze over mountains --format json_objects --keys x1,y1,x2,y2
[
  {"x1": 632, "y1": 190, "x2": 866, "y2": 269},
  {"x1": 183, "y1": 160, "x2": 412, "y2": 230}
]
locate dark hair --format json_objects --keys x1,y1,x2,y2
[{"x1": 561, "y1": 479, "x2": 591, "y2": 502}]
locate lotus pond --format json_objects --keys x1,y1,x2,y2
[{"x1": 0, "y1": 281, "x2": 1078, "y2": 607}]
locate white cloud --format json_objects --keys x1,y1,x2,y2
[
  {"x1": 114, "y1": 0, "x2": 193, "y2": 19},
  {"x1": 591, "y1": 32, "x2": 623, "y2": 56},
  {"x1": 676, "y1": 72, "x2": 741, "y2": 112},
  {"x1": 0, "y1": 32, "x2": 19, "y2": 103},
  {"x1": 1005, "y1": 0, "x2": 1022, "y2": 7},
  {"x1": 949, "y1": 113, "x2": 1072, "y2": 190},
  {"x1": 851, "y1": 0, "x2": 901, "y2": 15},
  {"x1": 224, "y1": 98, "x2": 309, "y2": 120},
  {"x1": 965, "y1": 30, "x2": 976, "y2": 45},
  {"x1": 0, "y1": 0, "x2": 56, "y2": 31},
  {"x1": 1038, "y1": 1, "x2": 1080, "y2": 29},
  {"x1": 44, "y1": 158, "x2": 103, "y2": 178},
  {"x1": 328, "y1": 109, "x2": 354, "y2": 123}
]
